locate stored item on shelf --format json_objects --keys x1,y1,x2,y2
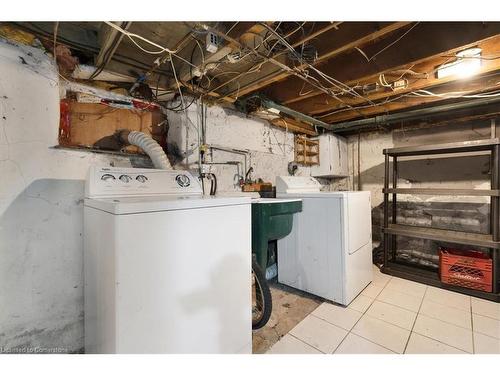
[
  {"x1": 242, "y1": 182, "x2": 273, "y2": 192},
  {"x1": 294, "y1": 135, "x2": 319, "y2": 166},
  {"x1": 440, "y1": 248, "x2": 493, "y2": 292}
]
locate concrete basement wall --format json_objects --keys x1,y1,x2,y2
[
  {"x1": 0, "y1": 38, "x2": 308, "y2": 353},
  {"x1": 0, "y1": 38, "x2": 143, "y2": 353},
  {"x1": 345, "y1": 121, "x2": 495, "y2": 261},
  {"x1": 166, "y1": 100, "x2": 310, "y2": 192},
  {"x1": 346, "y1": 122, "x2": 494, "y2": 208}
]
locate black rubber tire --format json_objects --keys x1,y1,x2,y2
[{"x1": 252, "y1": 259, "x2": 273, "y2": 330}]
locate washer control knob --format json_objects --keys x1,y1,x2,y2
[
  {"x1": 175, "y1": 174, "x2": 191, "y2": 187},
  {"x1": 136, "y1": 175, "x2": 148, "y2": 183},
  {"x1": 119, "y1": 174, "x2": 132, "y2": 183},
  {"x1": 101, "y1": 174, "x2": 116, "y2": 181}
]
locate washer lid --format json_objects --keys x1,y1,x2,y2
[{"x1": 84, "y1": 195, "x2": 252, "y2": 215}]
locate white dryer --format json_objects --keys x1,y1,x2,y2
[
  {"x1": 84, "y1": 166, "x2": 252, "y2": 353},
  {"x1": 276, "y1": 176, "x2": 373, "y2": 305}
]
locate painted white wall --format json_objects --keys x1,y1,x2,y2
[
  {"x1": 346, "y1": 123, "x2": 492, "y2": 208},
  {"x1": 0, "y1": 39, "x2": 307, "y2": 352},
  {"x1": 0, "y1": 39, "x2": 140, "y2": 353},
  {"x1": 167, "y1": 100, "x2": 309, "y2": 192}
]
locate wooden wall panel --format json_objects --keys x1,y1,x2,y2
[{"x1": 66, "y1": 102, "x2": 165, "y2": 153}]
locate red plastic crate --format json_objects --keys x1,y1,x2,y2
[{"x1": 440, "y1": 248, "x2": 493, "y2": 292}]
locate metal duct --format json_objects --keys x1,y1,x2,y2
[{"x1": 330, "y1": 95, "x2": 500, "y2": 133}]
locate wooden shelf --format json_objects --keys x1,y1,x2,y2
[
  {"x1": 384, "y1": 224, "x2": 500, "y2": 249},
  {"x1": 381, "y1": 262, "x2": 500, "y2": 302},
  {"x1": 294, "y1": 135, "x2": 319, "y2": 166},
  {"x1": 384, "y1": 138, "x2": 500, "y2": 156},
  {"x1": 296, "y1": 150, "x2": 319, "y2": 157},
  {"x1": 384, "y1": 188, "x2": 500, "y2": 196}
]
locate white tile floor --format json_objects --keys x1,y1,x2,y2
[{"x1": 266, "y1": 265, "x2": 500, "y2": 354}]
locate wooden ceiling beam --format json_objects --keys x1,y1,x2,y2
[
  {"x1": 166, "y1": 22, "x2": 271, "y2": 90},
  {"x1": 262, "y1": 22, "x2": 500, "y2": 107},
  {"x1": 204, "y1": 22, "x2": 342, "y2": 99},
  {"x1": 302, "y1": 34, "x2": 500, "y2": 120},
  {"x1": 217, "y1": 22, "x2": 410, "y2": 101},
  {"x1": 95, "y1": 22, "x2": 132, "y2": 69},
  {"x1": 270, "y1": 117, "x2": 318, "y2": 136},
  {"x1": 324, "y1": 71, "x2": 500, "y2": 124}
]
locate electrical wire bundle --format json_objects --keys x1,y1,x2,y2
[
  {"x1": 80, "y1": 21, "x2": 411, "y2": 121},
  {"x1": 288, "y1": 43, "x2": 318, "y2": 63}
]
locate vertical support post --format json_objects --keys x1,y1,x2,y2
[
  {"x1": 392, "y1": 156, "x2": 398, "y2": 261},
  {"x1": 491, "y1": 145, "x2": 499, "y2": 293},
  {"x1": 493, "y1": 145, "x2": 500, "y2": 242},
  {"x1": 383, "y1": 152, "x2": 390, "y2": 268}
]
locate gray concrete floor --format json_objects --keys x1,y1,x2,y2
[{"x1": 252, "y1": 280, "x2": 323, "y2": 354}]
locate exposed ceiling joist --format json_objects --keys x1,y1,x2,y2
[
  {"x1": 263, "y1": 22, "x2": 500, "y2": 107},
  {"x1": 331, "y1": 95, "x2": 500, "y2": 133},
  {"x1": 217, "y1": 22, "x2": 410, "y2": 102},
  {"x1": 327, "y1": 72, "x2": 500, "y2": 124},
  {"x1": 95, "y1": 22, "x2": 132, "y2": 69},
  {"x1": 270, "y1": 117, "x2": 318, "y2": 136},
  {"x1": 16, "y1": 21, "x2": 500, "y2": 135},
  {"x1": 170, "y1": 22, "x2": 271, "y2": 89},
  {"x1": 204, "y1": 25, "x2": 362, "y2": 107},
  {"x1": 202, "y1": 22, "x2": 340, "y2": 99},
  {"x1": 308, "y1": 35, "x2": 500, "y2": 122}
]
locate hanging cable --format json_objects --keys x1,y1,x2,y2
[
  {"x1": 357, "y1": 22, "x2": 420, "y2": 62},
  {"x1": 103, "y1": 21, "x2": 198, "y2": 69},
  {"x1": 257, "y1": 22, "x2": 375, "y2": 106}
]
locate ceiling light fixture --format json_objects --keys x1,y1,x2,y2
[{"x1": 436, "y1": 47, "x2": 482, "y2": 79}]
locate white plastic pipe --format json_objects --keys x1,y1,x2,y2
[{"x1": 127, "y1": 131, "x2": 172, "y2": 170}]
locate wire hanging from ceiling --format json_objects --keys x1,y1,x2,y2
[
  {"x1": 103, "y1": 21, "x2": 198, "y2": 69},
  {"x1": 257, "y1": 22, "x2": 374, "y2": 105}
]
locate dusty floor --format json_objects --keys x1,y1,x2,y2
[
  {"x1": 266, "y1": 265, "x2": 500, "y2": 354},
  {"x1": 252, "y1": 279, "x2": 323, "y2": 353}
]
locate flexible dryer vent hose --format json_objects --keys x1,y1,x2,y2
[{"x1": 124, "y1": 130, "x2": 172, "y2": 170}]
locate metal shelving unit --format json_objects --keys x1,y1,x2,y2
[{"x1": 381, "y1": 138, "x2": 500, "y2": 302}]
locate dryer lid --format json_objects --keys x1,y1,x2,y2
[{"x1": 276, "y1": 176, "x2": 322, "y2": 194}]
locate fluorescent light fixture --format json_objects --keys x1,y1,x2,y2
[{"x1": 436, "y1": 47, "x2": 482, "y2": 79}]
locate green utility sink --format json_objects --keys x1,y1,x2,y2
[{"x1": 251, "y1": 198, "x2": 302, "y2": 270}]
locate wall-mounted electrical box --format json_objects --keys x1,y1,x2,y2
[
  {"x1": 311, "y1": 134, "x2": 349, "y2": 177},
  {"x1": 206, "y1": 32, "x2": 218, "y2": 53}
]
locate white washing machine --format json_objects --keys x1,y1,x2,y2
[
  {"x1": 84, "y1": 166, "x2": 252, "y2": 354},
  {"x1": 276, "y1": 176, "x2": 373, "y2": 305}
]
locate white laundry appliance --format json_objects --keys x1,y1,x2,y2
[
  {"x1": 84, "y1": 166, "x2": 252, "y2": 354},
  {"x1": 276, "y1": 176, "x2": 373, "y2": 305}
]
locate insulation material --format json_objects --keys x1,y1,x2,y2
[{"x1": 0, "y1": 25, "x2": 36, "y2": 46}]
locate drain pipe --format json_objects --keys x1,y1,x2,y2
[
  {"x1": 331, "y1": 95, "x2": 500, "y2": 133},
  {"x1": 259, "y1": 98, "x2": 333, "y2": 130}
]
